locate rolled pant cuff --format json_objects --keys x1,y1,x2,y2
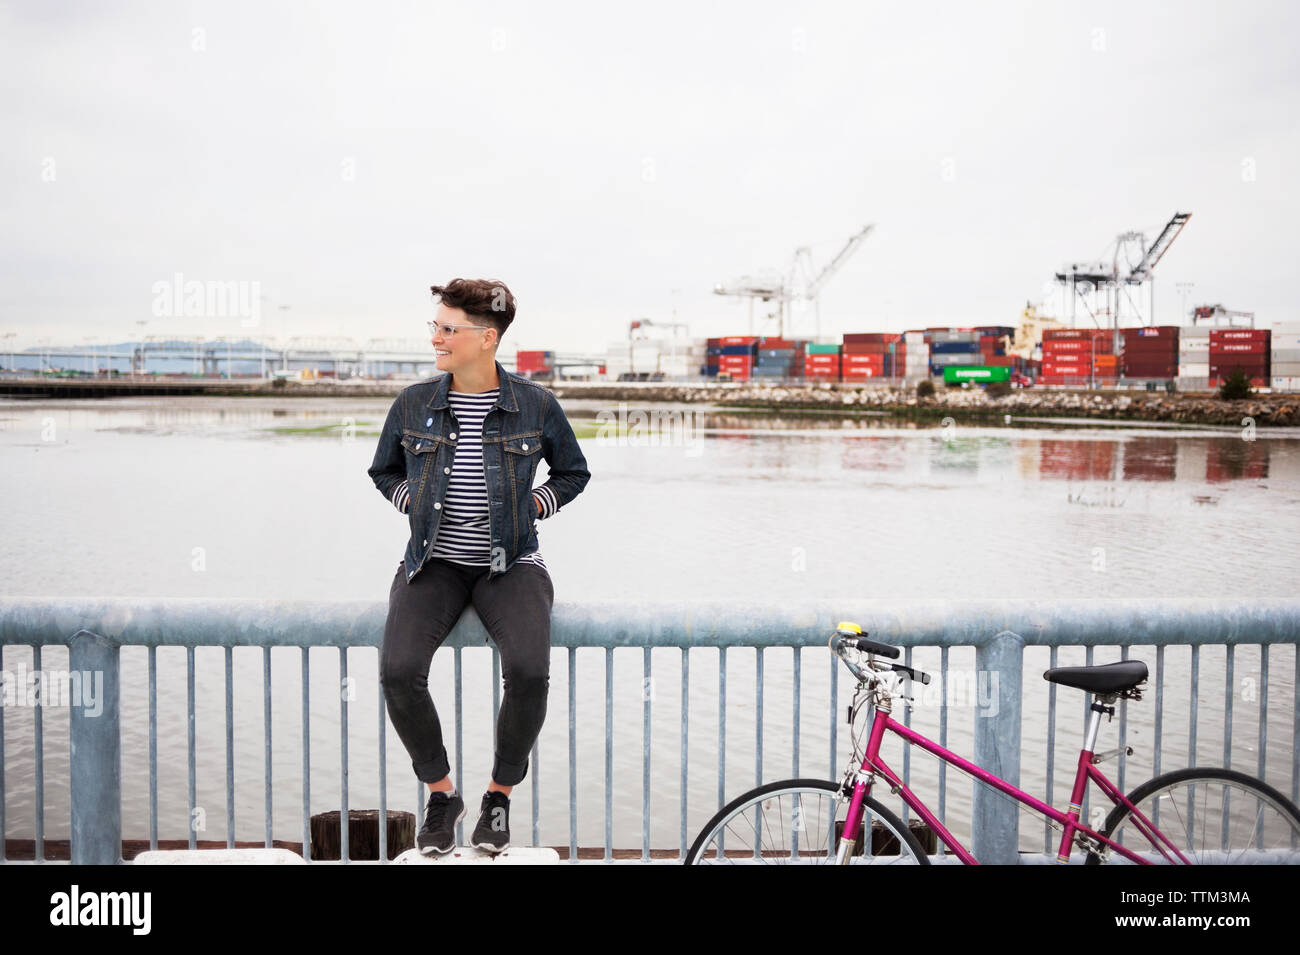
[
  {"x1": 414, "y1": 749, "x2": 451, "y2": 784},
  {"x1": 492, "y1": 754, "x2": 529, "y2": 787}
]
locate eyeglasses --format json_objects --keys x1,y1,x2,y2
[{"x1": 427, "y1": 321, "x2": 491, "y2": 338}]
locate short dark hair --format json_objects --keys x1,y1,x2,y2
[{"x1": 430, "y1": 278, "x2": 516, "y2": 341}]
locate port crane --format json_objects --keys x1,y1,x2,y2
[
  {"x1": 1192, "y1": 304, "x2": 1255, "y2": 328},
  {"x1": 713, "y1": 224, "x2": 874, "y2": 339},
  {"x1": 1054, "y1": 212, "x2": 1191, "y2": 349},
  {"x1": 626, "y1": 317, "x2": 690, "y2": 376}
]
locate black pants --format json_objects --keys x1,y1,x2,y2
[{"x1": 379, "y1": 557, "x2": 554, "y2": 787}]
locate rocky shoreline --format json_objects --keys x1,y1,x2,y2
[
  {"x1": 4, "y1": 375, "x2": 1294, "y2": 427},
  {"x1": 547, "y1": 381, "x2": 1299, "y2": 428}
]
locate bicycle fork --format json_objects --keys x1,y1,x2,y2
[{"x1": 835, "y1": 695, "x2": 892, "y2": 864}]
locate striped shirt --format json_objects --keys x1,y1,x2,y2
[{"x1": 390, "y1": 388, "x2": 547, "y2": 571}]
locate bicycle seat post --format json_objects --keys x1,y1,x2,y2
[{"x1": 1084, "y1": 692, "x2": 1117, "y2": 754}]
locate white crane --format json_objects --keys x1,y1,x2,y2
[
  {"x1": 713, "y1": 224, "x2": 874, "y2": 339},
  {"x1": 1054, "y1": 212, "x2": 1191, "y2": 347}
]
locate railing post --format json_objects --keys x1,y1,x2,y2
[
  {"x1": 69, "y1": 628, "x2": 122, "y2": 865},
  {"x1": 972, "y1": 629, "x2": 1023, "y2": 865}
]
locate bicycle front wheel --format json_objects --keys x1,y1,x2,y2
[
  {"x1": 1087, "y1": 767, "x2": 1300, "y2": 865},
  {"x1": 684, "y1": 778, "x2": 930, "y2": 865}
]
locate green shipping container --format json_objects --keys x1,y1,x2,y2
[
  {"x1": 943, "y1": 365, "x2": 1010, "y2": 384},
  {"x1": 806, "y1": 344, "x2": 842, "y2": 354}
]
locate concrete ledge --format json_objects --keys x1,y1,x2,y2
[
  {"x1": 133, "y1": 848, "x2": 307, "y2": 864},
  {"x1": 392, "y1": 846, "x2": 559, "y2": 865}
]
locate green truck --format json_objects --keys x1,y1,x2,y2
[{"x1": 942, "y1": 365, "x2": 1011, "y2": 385}]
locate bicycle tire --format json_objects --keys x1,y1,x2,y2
[
  {"x1": 684, "y1": 778, "x2": 930, "y2": 865},
  {"x1": 1085, "y1": 767, "x2": 1300, "y2": 865}
]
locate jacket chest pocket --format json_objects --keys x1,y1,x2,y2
[
  {"x1": 401, "y1": 431, "x2": 442, "y2": 476},
  {"x1": 502, "y1": 434, "x2": 541, "y2": 488}
]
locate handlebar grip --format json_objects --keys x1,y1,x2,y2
[{"x1": 848, "y1": 636, "x2": 900, "y2": 659}]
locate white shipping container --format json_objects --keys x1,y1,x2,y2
[
  {"x1": 1178, "y1": 364, "x2": 1210, "y2": 376},
  {"x1": 1271, "y1": 362, "x2": 1300, "y2": 375},
  {"x1": 1271, "y1": 377, "x2": 1300, "y2": 390}
]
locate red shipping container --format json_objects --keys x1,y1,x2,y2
[
  {"x1": 1212, "y1": 342, "x2": 1268, "y2": 354},
  {"x1": 1042, "y1": 329, "x2": 1094, "y2": 341},
  {"x1": 1047, "y1": 338, "x2": 1113, "y2": 351},
  {"x1": 1209, "y1": 358, "x2": 1269, "y2": 369},
  {"x1": 1210, "y1": 329, "x2": 1269, "y2": 341},
  {"x1": 1124, "y1": 372, "x2": 1178, "y2": 380},
  {"x1": 1123, "y1": 327, "x2": 1180, "y2": 341},
  {"x1": 804, "y1": 355, "x2": 841, "y2": 365},
  {"x1": 1209, "y1": 376, "x2": 1267, "y2": 388},
  {"x1": 1209, "y1": 366, "x2": 1269, "y2": 377},
  {"x1": 720, "y1": 336, "x2": 759, "y2": 345},
  {"x1": 842, "y1": 333, "x2": 901, "y2": 344},
  {"x1": 841, "y1": 343, "x2": 893, "y2": 355},
  {"x1": 843, "y1": 354, "x2": 887, "y2": 366}
]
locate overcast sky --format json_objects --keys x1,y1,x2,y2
[{"x1": 2, "y1": 0, "x2": 1296, "y2": 353}]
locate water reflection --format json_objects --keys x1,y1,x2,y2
[
  {"x1": 1122, "y1": 438, "x2": 1177, "y2": 482},
  {"x1": 1207, "y1": 439, "x2": 1270, "y2": 482}
]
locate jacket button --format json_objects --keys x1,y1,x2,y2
[
  {"x1": 422, "y1": 539, "x2": 427, "y2": 546},
  {"x1": 434, "y1": 502, "x2": 441, "y2": 509},
  {"x1": 521, "y1": 442, "x2": 528, "y2": 450},
  {"x1": 449, "y1": 432, "x2": 457, "y2": 440},
  {"x1": 426, "y1": 417, "x2": 433, "y2": 427},
  {"x1": 443, "y1": 466, "x2": 450, "y2": 474},
  {"x1": 415, "y1": 442, "x2": 422, "y2": 450}
]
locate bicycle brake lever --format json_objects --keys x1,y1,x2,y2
[{"x1": 889, "y1": 663, "x2": 931, "y2": 685}]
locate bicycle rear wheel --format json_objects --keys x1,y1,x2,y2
[
  {"x1": 684, "y1": 778, "x2": 929, "y2": 865},
  {"x1": 1086, "y1": 767, "x2": 1300, "y2": 864}
]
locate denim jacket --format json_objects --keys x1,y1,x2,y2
[{"x1": 368, "y1": 359, "x2": 591, "y2": 583}]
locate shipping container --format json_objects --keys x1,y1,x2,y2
[
  {"x1": 1209, "y1": 376, "x2": 1268, "y2": 388},
  {"x1": 1042, "y1": 329, "x2": 1098, "y2": 341},
  {"x1": 842, "y1": 333, "x2": 901, "y2": 344},
  {"x1": 1209, "y1": 329, "x2": 1269, "y2": 341},
  {"x1": 1123, "y1": 326, "x2": 1180, "y2": 341},
  {"x1": 942, "y1": 365, "x2": 1011, "y2": 383},
  {"x1": 841, "y1": 342, "x2": 895, "y2": 355},
  {"x1": 930, "y1": 341, "x2": 982, "y2": 354},
  {"x1": 1213, "y1": 342, "x2": 1268, "y2": 354}
]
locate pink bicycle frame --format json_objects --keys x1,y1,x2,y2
[{"x1": 837, "y1": 707, "x2": 1193, "y2": 864}]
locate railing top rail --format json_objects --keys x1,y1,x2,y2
[{"x1": 2, "y1": 597, "x2": 1299, "y2": 649}]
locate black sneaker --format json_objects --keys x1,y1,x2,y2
[
  {"x1": 471, "y1": 790, "x2": 511, "y2": 853},
  {"x1": 417, "y1": 789, "x2": 465, "y2": 855}
]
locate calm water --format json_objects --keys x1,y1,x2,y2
[{"x1": 2, "y1": 395, "x2": 1298, "y2": 852}]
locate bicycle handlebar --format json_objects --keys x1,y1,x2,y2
[
  {"x1": 832, "y1": 633, "x2": 900, "y2": 659},
  {"x1": 830, "y1": 631, "x2": 932, "y2": 685}
]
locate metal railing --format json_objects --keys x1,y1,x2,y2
[{"x1": 1, "y1": 597, "x2": 1297, "y2": 864}]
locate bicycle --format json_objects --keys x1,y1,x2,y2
[{"x1": 685, "y1": 623, "x2": 1300, "y2": 864}]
